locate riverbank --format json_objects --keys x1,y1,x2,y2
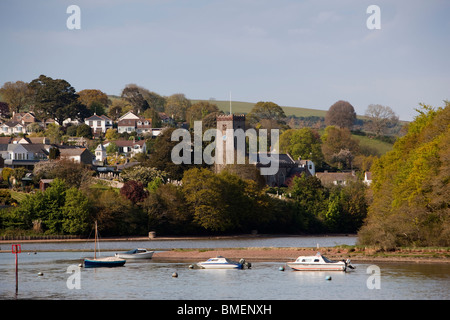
[{"x1": 1, "y1": 234, "x2": 448, "y2": 263}]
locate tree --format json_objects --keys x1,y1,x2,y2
[
  {"x1": 76, "y1": 123, "x2": 93, "y2": 138},
  {"x1": 121, "y1": 84, "x2": 150, "y2": 114},
  {"x1": 321, "y1": 126, "x2": 359, "y2": 169},
  {"x1": 279, "y1": 128, "x2": 324, "y2": 168},
  {"x1": 0, "y1": 81, "x2": 33, "y2": 113},
  {"x1": 0, "y1": 102, "x2": 10, "y2": 118},
  {"x1": 148, "y1": 127, "x2": 191, "y2": 180},
  {"x1": 164, "y1": 93, "x2": 191, "y2": 121},
  {"x1": 365, "y1": 104, "x2": 399, "y2": 136},
  {"x1": 358, "y1": 102, "x2": 450, "y2": 247},
  {"x1": 186, "y1": 101, "x2": 219, "y2": 128},
  {"x1": 61, "y1": 188, "x2": 90, "y2": 235},
  {"x1": 120, "y1": 180, "x2": 149, "y2": 204},
  {"x1": 28, "y1": 75, "x2": 89, "y2": 124},
  {"x1": 247, "y1": 101, "x2": 286, "y2": 129},
  {"x1": 49, "y1": 147, "x2": 60, "y2": 160},
  {"x1": 77, "y1": 89, "x2": 110, "y2": 115},
  {"x1": 120, "y1": 165, "x2": 168, "y2": 187},
  {"x1": 325, "y1": 100, "x2": 356, "y2": 129}
]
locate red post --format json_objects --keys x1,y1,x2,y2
[{"x1": 12, "y1": 244, "x2": 21, "y2": 294}]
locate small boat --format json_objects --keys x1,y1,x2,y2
[
  {"x1": 287, "y1": 252, "x2": 354, "y2": 271},
  {"x1": 197, "y1": 256, "x2": 250, "y2": 269},
  {"x1": 84, "y1": 221, "x2": 126, "y2": 268},
  {"x1": 115, "y1": 248, "x2": 154, "y2": 259}
]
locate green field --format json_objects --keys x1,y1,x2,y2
[{"x1": 190, "y1": 99, "x2": 327, "y2": 118}]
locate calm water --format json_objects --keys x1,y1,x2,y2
[
  {"x1": 0, "y1": 237, "x2": 449, "y2": 300},
  {"x1": 0, "y1": 235, "x2": 358, "y2": 252}
]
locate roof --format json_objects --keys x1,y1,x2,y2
[
  {"x1": 251, "y1": 153, "x2": 297, "y2": 167},
  {"x1": 113, "y1": 139, "x2": 145, "y2": 147},
  {"x1": 85, "y1": 114, "x2": 108, "y2": 121},
  {"x1": 315, "y1": 172, "x2": 357, "y2": 184},
  {"x1": 59, "y1": 147, "x2": 90, "y2": 156}
]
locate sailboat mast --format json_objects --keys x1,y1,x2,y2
[{"x1": 94, "y1": 221, "x2": 97, "y2": 259}]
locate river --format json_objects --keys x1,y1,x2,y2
[{"x1": 0, "y1": 236, "x2": 449, "y2": 301}]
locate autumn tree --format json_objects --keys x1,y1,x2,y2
[
  {"x1": 77, "y1": 89, "x2": 110, "y2": 116},
  {"x1": 0, "y1": 80, "x2": 33, "y2": 113},
  {"x1": 325, "y1": 100, "x2": 356, "y2": 129}
]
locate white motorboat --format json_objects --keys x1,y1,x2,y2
[
  {"x1": 197, "y1": 256, "x2": 250, "y2": 269},
  {"x1": 115, "y1": 248, "x2": 154, "y2": 259},
  {"x1": 287, "y1": 252, "x2": 355, "y2": 271}
]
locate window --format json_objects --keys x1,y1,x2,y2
[
  {"x1": 97, "y1": 121, "x2": 101, "y2": 126},
  {"x1": 314, "y1": 259, "x2": 320, "y2": 262},
  {"x1": 89, "y1": 121, "x2": 93, "y2": 126}
]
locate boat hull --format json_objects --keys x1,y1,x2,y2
[
  {"x1": 84, "y1": 257, "x2": 126, "y2": 268},
  {"x1": 287, "y1": 263, "x2": 346, "y2": 271},
  {"x1": 115, "y1": 252, "x2": 154, "y2": 259},
  {"x1": 197, "y1": 263, "x2": 243, "y2": 269}
]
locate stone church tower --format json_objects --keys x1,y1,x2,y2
[{"x1": 214, "y1": 114, "x2": 245, "y2": 173}]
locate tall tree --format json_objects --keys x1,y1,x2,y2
[
  {"x1": 28, "y1": 75, "x2": 88, "y2": 124},
  {"x1": 325, "y1": 100, "x2": 356, "y2": 129}
]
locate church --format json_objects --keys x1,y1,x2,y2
[{"x1": 214, "y1": 114, "x2": 315, "y2": 187}]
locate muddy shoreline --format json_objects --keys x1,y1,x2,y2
[{"x1": 1, "y1": 235, "x2": 448, "y2": 263}]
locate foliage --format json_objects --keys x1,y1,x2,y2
[
  {"x1": 165, "y1": 93, "x2": 191, "y2": 121},
  {"x1": 120, "y1": 180, "x2": 149, "y2": 204},
  {"x1": 365, "y1": 104, "x2": 400, "y2": 136},
  {"x1": 279, "y1": 128, "x2": 324, "y2": 168},
  {"x1": 321, "y1": 126, "x2": 360, "y2": 169},
  {"x1": 247, "y1": 101, "x2": 287, "y2": 130},
  {"x1": 325, "y1": 100, "x2": 356, "y2": 129},
  {"x1": 120, "y1": 165, "x2": 168, "y2": 186},
  {"x1": 28, "y1": 75, "x2": 89, "y2": 124},
  {"x1": 358, "y1": 102, "x2": 450, "y2": 247}
]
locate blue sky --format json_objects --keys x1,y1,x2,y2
[{"x1": 1, "y1": 0, "x2": 449, "y2": 121}]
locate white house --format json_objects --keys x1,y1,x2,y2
[
  {"x1": 95, "y1": 143, "x2": 107, "y2": 162},
  {"x1": 2, "y1": 143, "x2": 49, "y2": 169},
  {"x1": 1, "y1": 121, "x2": 27, "y2": 135},
  {"x1": 104, "y1": 139, "x2": 146, "y2": 155},
  {"x1": 117, "y1": 111, "x2": 152, "y2": 135},
  {"x1": 85, "y1": 114, "x2": 113, "y2": 134}
]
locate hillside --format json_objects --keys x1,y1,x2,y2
[{"x1": 190, "y1": 99, "x2": 327, "y2": 118}]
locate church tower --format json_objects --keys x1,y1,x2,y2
[{"x1": 214, "y1": 114, "x2": 245, "y2": 173}]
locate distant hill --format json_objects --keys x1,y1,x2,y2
[{"x1": 190, "y1": 99, "x2": 327, "y2": 118}]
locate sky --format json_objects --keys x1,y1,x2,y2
[{"x1": 0, "y1": 0, "x2": 449, "y2": 121}]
